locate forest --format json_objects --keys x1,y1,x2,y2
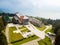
[{"x1": 0, "y1": 15, "x2": 8, "y2": 45}]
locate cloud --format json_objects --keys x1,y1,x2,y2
[
  {"x1": 30, "y1": 0, "x2": 60, "y2": 7},
  {"x1": 0, "y1": 0, "x2": 60, "y2": 19}
]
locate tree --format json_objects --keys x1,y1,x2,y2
[
  {"x1": 55, "y1": 29, "x2": 60, "y2": 45},
  {"x1": 0, "y1": 16, "x2": 5, "y2": 32},
  {"x1": 2, "y1": 16, "x2": 7, "y2": 26},
  {"x1": 0, "y1": 16, "x2": 8, "y2": 45},
  {"x1": 0, "y1": 33, "x2": 8, "y2": 45}
]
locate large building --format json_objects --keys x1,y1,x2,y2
[
  {"x1": 14, "y1": 12, "x2": 29, "y2": 25},
  {"x1": 28, "y1": 16, "x2": 44, "y2": 27}
]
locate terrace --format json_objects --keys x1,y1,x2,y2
[
  {"x1": 9, "y1": 27, "x2": 23, "y2": 42},
  {"x1": 18, "y1": 26, "x2": 34, "y2": 38},
  {"x1": 9, "y1": 26, "x2": 38, "y2": 45},
  {"x1": 18, "y1": 26, "x2": 30, "y2": 32}
]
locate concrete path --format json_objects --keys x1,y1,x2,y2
[
  {"x1": 5, "y1": 24, "x2": 10, "y2": 45},
  {"x1": 25, "y1": 23, "x2": 45, "y2": 39},
  {"x1": 44, "y1": 25, "x2": 52, "y2": 32},
  {"x1": 21, "y1": 38, "x2": 40, "y2": 45},
  {"x1": 46, "y1": 33, "x2": 55, "y2": 45},
  {"x1": 43, "y1": 26, "x2": 49, "y2": 32},
  {"x1": 5, "y1": 23, "x2": 52, "y2": 45}
]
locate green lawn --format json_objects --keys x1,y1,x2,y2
[
  {"x1": 21, "y1": 28, "x2": 29, "y2": 32},
  {"x1": 9, "y1": 27, "x2": 38, "y2": 45},
  {"x1": 35, "y1": 25, "x2": 46, "y2": 31},
  {"x1": 19, "y1": 26, "x2": 30, "y2": 32},
  {"x1": 18, "y1": 26, "x2": 25, "y2": 29},
  {"x1": 9, "y1": 27, "x2": 23, "y2": 42},
  {"x1": 13, "y1": 35, "x2": 38, "y2": 45},
  {"x1": 45, "y1": 27, "x2": 54, "y2": 33},
  {"x1": 38, "y1": 36, "x2": 52, "y2": 45}
]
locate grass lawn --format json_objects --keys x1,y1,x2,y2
[
  {"x1": 9, "y1": 27, "x2": 38, "y2": 45},
  {"x1": 18, "y1": 26, "x2": 25, "y2": 29},
  {"x1": 45, "y1": 27, "x2": 54, "y2": 33},
  {"x1": 19, "y1": 26, "x2": 30, "y2": 32},
  {"x1": 9, "y1": 27, "x2": 23, "y2": 42},
  {"x1": 13, "y1": 35, "x2": 38, "y2": 45},
  {"x1": 38, "y1": 36, "x2": 52, "y2": 45},
  {"x1": 35, "y1": 25, "x2": 46, "y2": 31},
  {"x1": 21, "y1": 28, "x2": 29, "y2": 32}
]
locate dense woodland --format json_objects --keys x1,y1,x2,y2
[
  {"x1": 0, "y1": 13, "x2": 60, "y2": 45},
  {"x1": 0, "y1": 15, "x2": 8, "y2": 45}
]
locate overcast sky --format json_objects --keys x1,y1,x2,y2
[{"x1": 0, "y1": 0, "x2": 60, "y2": 19}]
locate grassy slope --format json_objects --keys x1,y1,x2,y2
[{"x1": 38, "y1": 36, "x2": 52, "y2": 45}]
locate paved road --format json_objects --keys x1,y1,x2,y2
[
  {"x1": 5, "y1": 24, "x2": 10, "y2": 45},
  {"x1": 43, "y1": 26, "x2": 50, "y2": 32},
  {"x1": 46, "y1": 33, "x2": 55, "y2": 45},
  {"x1": 25, "y1": 22, "x2": 52, "y2": 39},
  {"x1": 21, "y1": 38, "x2": 40, "y2": 45},
  {"x1": 25, "y1": 23, "x2": 45, "y2": 39},
  {"x1": 44, "y1": 25, "x2": 52, "y2": 32},
  {"x1": 5, "y1": 23, "x2": 52, "y2": 45}
]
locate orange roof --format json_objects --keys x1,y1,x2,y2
[{"x1": 20, "y1": 16, "x2": 24, "y2": 19}]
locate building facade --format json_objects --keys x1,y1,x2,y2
[{"x1": 15, "y1": 12, "x2": 29, "y2": 25}]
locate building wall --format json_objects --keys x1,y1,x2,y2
[
  {"x1": 29, "y1": 17, "x2": 44, "y2": 27},
  {"x1": 23, "y1": 19, "x2": 29, "y2": 25},
  {"x1": 15, "y1": 14, "x2": 29, "y2": 25}
]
